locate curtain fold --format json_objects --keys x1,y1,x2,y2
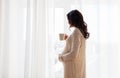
[
  {"x1": 0, "y1": 0, "x2": 26, "y2": 78},
  {"x1": 0, "y1": 0, "x2": 49, "y2": 78},
  {"x1": 25, "y1": 0, "x2": 48, "y2": 78}
]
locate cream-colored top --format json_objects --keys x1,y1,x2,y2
[{"x1": 60, "y1": 27, "x2": 86, "y2": 78}]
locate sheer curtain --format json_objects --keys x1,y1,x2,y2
[
  {"x1": 0, "y1": 0, "x2": 120, "y2": 78},
  {"x1": 0, "y1": 0, "x2": 27, "y2": 78},
  {"x1": 81, "y1": 1, "x2": 120, "y2": 78},
  {"x1": 0, "y1": 0, "x2": 50, "y2": 78}
]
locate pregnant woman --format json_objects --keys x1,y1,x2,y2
[{"x1": 58, "y1": 10, "x2": 89, "y2": 78}]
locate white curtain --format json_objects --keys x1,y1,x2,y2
[
  {"x1": 0, "y1": 0, "x2": 27, "y2": 78},
  {"x1": 81, "y1": 1, "x2": 120, "y2": 78},
  {"x1": 0, "y1": 0, "x2": 50, "y2": 78},
  {"x1": 0, "y1": 0, "x2": 120, "y2": 78}
]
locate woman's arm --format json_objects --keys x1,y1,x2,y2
[{"x1": 61, "y1": 30, "x2": 82, "y2": 62}]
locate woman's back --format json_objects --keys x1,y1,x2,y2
[{"x1": 63, "y1": 28, "x2": 86, "y2": 78}]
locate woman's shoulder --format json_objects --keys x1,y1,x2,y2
[{"x1": 72, "y1": 27, "x2": 82, "y2": 36}]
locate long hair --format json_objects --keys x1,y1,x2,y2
[{"x1": 67, "y1": 10, "x2": 89, "y2": 39}]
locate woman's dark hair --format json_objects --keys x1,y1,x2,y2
[{"x1": 67, "y1": 10, "x2": 89, "y2": 39}]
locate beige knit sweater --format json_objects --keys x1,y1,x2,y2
[{"x1": 59, "y1": 27, "x2": 86, "y2": 78}]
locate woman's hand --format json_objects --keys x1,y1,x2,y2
[
  {"x1": 58, "y1": 54, "x2": 63, "y2": 62},
  {"x1": 63, "y1": 34, "x2": 68, "y2": 40}
]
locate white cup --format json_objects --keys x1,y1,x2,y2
[{"x1": 59, "y1": 33, "x2": 64, "y2": 40}]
